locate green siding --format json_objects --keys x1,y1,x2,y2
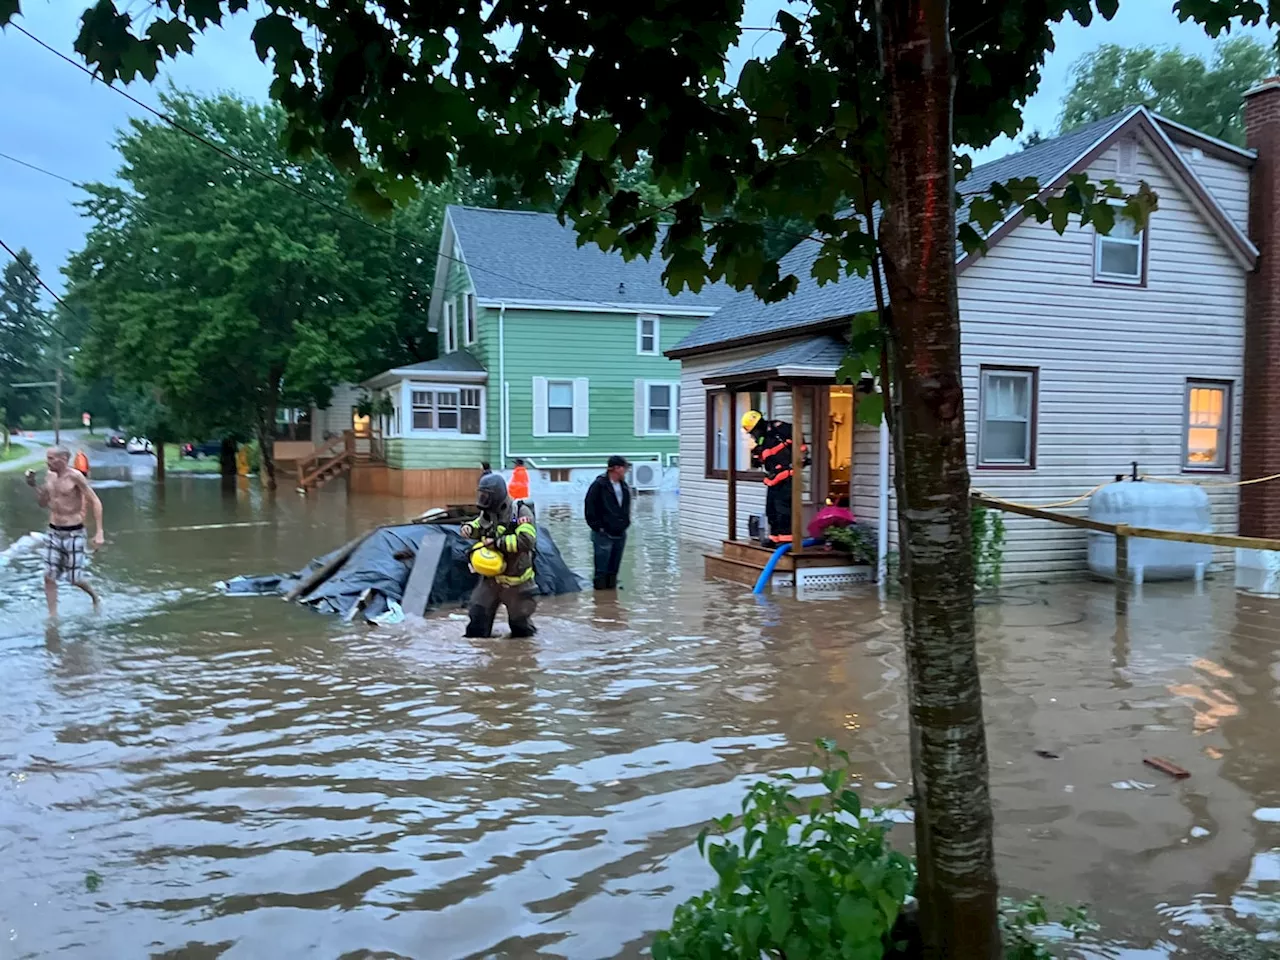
[
  {"x1": 501, "y1": 309, "x2": 698, "y2": 460},
  {"x1": 386, "y1": 437, "x2": 490, "y2": 470}
]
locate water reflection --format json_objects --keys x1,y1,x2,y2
[{"x1": 0, "y1": 477, "x2": 1278, "y2": 956}]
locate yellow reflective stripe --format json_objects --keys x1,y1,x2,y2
[
  {"x1": 502, "y1": 534, "x2": 518, "y2": 553},
  {"x1": 515, "y1": 522, "x2": 536, "y2": 537},
  {"x1": 496, "y1": 568, "x2": 535, "y2": 586}
]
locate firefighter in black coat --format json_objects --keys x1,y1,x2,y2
[{"x1": 742, "y1": 410, "x2": 806, "y2": 544}]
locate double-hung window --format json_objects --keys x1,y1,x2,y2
[
  {"x1": 1094, "y1": 206, "x2": 1145, "y2": 284},
  {"x1": 1184, "y1": 380, "x2": 1231, "y2": 471},
  {"x1": 410, "y1": 387, "x2": 483, "y2": 435},
  {"x1": 637, "y1": 314, "x2": 659, "y2": 355},
  {"x1": 547, "y1": 381, "x2": 575, "y2": 434},
  {"x1": 977, "y1": 367, "x2": 1036, "y2": 467}
]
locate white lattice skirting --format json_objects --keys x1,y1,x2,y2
[{"x1": 772, "y1": 565, "x2": 875, "y2": 593}]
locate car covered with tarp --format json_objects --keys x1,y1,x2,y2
[{"x1": 219, "y1": 508, "x2": 583, "y2": 622}]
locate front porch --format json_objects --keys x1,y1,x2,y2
[{"x1": 699, "y1": 335, "x2": 890, "y2": 592}]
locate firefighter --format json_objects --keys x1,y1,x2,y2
[
  {"x1": 460, "y1": 472, "x2": 538, "y2": 638},
  {"x1": 742, "y1": 410, "x2": 806, "y2": 545}
]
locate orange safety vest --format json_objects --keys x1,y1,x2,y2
[
  {"x1": 508, "y1": 465, "x2": 530, "y2": 500},
  {"x1": 73, "y1": 450, "x2": 90, "y2": 477}
]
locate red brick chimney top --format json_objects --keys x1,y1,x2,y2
[{"x1": 1245, "y1": 77, "x2": 1280, "y2": 99}]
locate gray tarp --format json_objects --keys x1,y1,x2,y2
[{"x1": 221, "y1": 522, "x2": 583, "y2": 620}]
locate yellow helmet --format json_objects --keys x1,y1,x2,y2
[
  {"x1": 469, "y1": 544, "x2": 505, "y2": 578},
  {"x1": 741, "y1": 409, "x2": 763, "y2": 433}
]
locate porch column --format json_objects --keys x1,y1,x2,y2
[{"x1": 727, "y1": 402, "x2": 738, "y2": 541}]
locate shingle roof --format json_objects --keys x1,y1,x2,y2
[
  {"x1": 708, "y1": 335, "x2": 850, "y2": 381},
  {"x1": 670, "y1": 110, "x2": 1141, "y2": 357},
  {"x1": 448, "y1": 205, "x2": 735, "y2": 310},
  {"x1": 394, "y1": 350, "x2": 486, "y2": 374}
]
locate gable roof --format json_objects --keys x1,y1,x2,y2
[
  {"x1": 668, "y1": 107, "x2": 1258, "y2": 359},
  {"x1": 704, "y1": 335, "x2": 850, "y2": 384},
  {"x1": 444, "y1": 205, "x2": 735, "y2": 314}
]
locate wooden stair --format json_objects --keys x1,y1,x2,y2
[{"x1": 296, "y1": 434, "x2": 355, "y2": 492}]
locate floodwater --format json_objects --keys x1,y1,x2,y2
[{"x1": 2, "y1": 467, "x2": 1280, "y2": 958}]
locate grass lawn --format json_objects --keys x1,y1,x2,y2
[
  {"x1": 1, "y1": 441, "x2": 28, "y2": 463},
  {"x1": 164, "y1": 444, "x2": 222, "y2": 474}
]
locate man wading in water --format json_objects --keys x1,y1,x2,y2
[{"x1": 25, "y1": 445, "x2": 105, "y2": 616}]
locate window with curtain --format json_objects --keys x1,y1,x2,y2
[
  {"x1": 706, "y1": 389, "x2": 770, "y2": 477},
  {"x1": 1184, "y1": 380, "x2": 1231, "y2": 470}
]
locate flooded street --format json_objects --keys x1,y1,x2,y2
[{"x1": 2, "y1": 469, "x2": 1280, "y2": 957}]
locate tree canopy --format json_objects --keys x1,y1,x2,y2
[
  {"x1": 1060, "y1": 36, "x2": 1278, "y2": 144},
  {"x1": 65, "y1": 91, "x2": 432, "y2": 485},
  {"x1": 0, "y1": 248, "x2": 53, "y2": 426}
]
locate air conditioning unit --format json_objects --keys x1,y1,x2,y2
[{"x1": 629, "y1": 460, "x2": 662, "y2": 492}]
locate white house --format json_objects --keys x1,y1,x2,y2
[{"x1": 666, "y1": 94, "x2": 1280, "y2": 582}]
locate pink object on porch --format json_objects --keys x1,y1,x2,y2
[{"x1": 808, "y1": 505, "x2": 856, "y2": 539}]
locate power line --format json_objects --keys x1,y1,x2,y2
[
  {"x1": 15, "y1": 24, "x2": 821, "y2": 312},
  {"x1": 0, "y1": 150, "x2": 79, "y2": 186},
  {"x1": 0, "y1": 238, "x2": 80, "y2": 348}
]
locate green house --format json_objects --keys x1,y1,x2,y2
[{"x1": 359, "y1": 205, "x2": 732, "y2": 499}]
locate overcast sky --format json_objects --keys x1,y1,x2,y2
[{"x1": 1, "y1": 0, "x2": 1274, "y2": 297}]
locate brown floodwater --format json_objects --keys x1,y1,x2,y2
[{"x1": 2, "y1": 468, "x2": 1280, "y2": 958}]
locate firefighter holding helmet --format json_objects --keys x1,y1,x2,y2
[{"x1": 742, "y1": 409, "x2": 806, "y2": 545}]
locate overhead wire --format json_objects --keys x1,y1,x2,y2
[
  {"x1": 11, "y1": 22, "x2": 826, "y2": 311},
  {"x1": 0, "y1": 238, "x2": 82, "y2": 348}
]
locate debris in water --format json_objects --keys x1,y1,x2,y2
[
  {"x1": 1111, "y1": 780, "x2": 1157, "y2": 791},
  {"x1": 1143, "y1": 756, "x2": 1190, "y2": 780},
  {"x1": 1190, "y1": 826, "x2": 1211, "y2": 839},
  {"x1": 84, "y1": 871, "x2": 102, "y2": 893},
  {"x1": 1253, "y1": 808, "x2": 1280, "y2": 822},
  {"x1": 1034, "y1": 749, "x2": 1061, "y2": 760},
  {"x1": 873, "y1": 781, "x2": 896, "y2": 790}
]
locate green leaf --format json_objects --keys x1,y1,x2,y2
[
  {"x1": 0, "y1": 0, "x2": 21, "y2": 26},
  {"x1": 854, "y1": 392, "x2": 883, "y2": 425},
  {"x1": 578, "y1": 119, "x2": 617, "y2": 162},
  {"x1": 766, "y1": 885, "x2": 792, "y2": 942},
  {"x1": 251, "y1": 12, "x2": 304, "y2": 64},
  {"x1": 837, "y1": 893, "x2": 879, "y2": 940}
]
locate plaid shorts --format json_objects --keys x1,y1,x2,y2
[{"x1": 45, "y1": 525, "x2": 87, "y2": 584}]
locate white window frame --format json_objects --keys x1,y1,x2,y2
[
  {"x1": 532, "y1": 376, "x2": 590, "y2": 438},
  {"x1": 636, "y1": 313, "x2": 660, "y2": 355},
  {"x1": 443, "y1": 301, "x2": 457, "y2": 353},
  {"x1": 1183, "y1": 379, "x2": 1231, "y2": 473},
  {"x1": 545, "y1": 379, "x2": 576, "y2": 435},
  {"x1": 401, "y1": 381, "x2": 486, "y2": 439},
  {"x1": 464, "y1": 293, "x2": 477, "y2": 346},
  {"x1": 977, "y1": 367, "x2": 1036, "y2": 468},
  {"x1": 641, "y1": 380, "x2": 680, "y2": 436},
  {"x1": 1093, "y1": 202, "x2": 1145, "y2": 285}
]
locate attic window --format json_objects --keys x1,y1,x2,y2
[
  {"x1": 1094, "y1": 204, "x2": 1145, "y2": 285},
  {"x1": 1116, "y1": 139, "x2": 1138, "y2": 178}
]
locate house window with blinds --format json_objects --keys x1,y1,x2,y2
[
  {"x1": 409, "y1": 386, "x2": 483, "y2": 436},
  {"x1": 1184, "y1": 380, "x2": 1231, "y2": 471},
  {"x1": 977, "y1": 367, "x2": 1036, "y2": 468},
  {"x1": 532, "y1": 377, "x2": 590, "y2": 437},
  {"x1": 1094, "y1": 203, "x2": 1145, "y2": 284}
]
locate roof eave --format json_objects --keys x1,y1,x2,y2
[
  {"x1": 475, "y1": 297, "x2": 719, "y2": 317},
  {"x1": 666, "y1": 317, "x2": 851, "y2": 360}
]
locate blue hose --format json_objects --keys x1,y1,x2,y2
[{"x1": 751, "y1": 538, "x2": 822, "y2": 594}]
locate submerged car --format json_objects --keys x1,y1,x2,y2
[
  {"x1": 181, "y1": 440, "x2": 222, "y2": 459},
  {"x1": 126, "y1": 437, "x2": 152, "y2": 455},
  {"x1": 105, "y1": 433, "x2": 127, "y2": 449}
]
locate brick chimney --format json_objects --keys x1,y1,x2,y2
[{"x1": 1241, "y1": 78, "x2": 1280, "y2": 539}]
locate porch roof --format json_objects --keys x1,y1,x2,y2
[
  {"x1": 702, "y1": 335, "x2": 848, "y2": 385},
  {"x1": 362, "y1": 350, "x2": 488, "y2": 390}
]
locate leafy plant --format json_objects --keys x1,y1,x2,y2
[
  {"x1": 825, "y1": 523, "x2": 878, "y2": 567},
  {"x1": 971, "y1": 504, "x2": 1006, "y2": 593},
  {"x1": 84, "y1": 870, "x2": 103, "y2": 893},
  {"x1": 355, "y1": 391, "x2": 395, "y2": 419},
  {"x1": 652, "y1": 743, "x2": 914, "y2": 960},
  {"x1": 1000, "y1": 897, "x2": 1095, "y2": 959}
]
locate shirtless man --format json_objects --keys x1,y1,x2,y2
[{"x1": 25, "y1": 445, "x2": 105, "y2": 616}]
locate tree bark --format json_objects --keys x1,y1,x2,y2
[
  {"x1": 875, "y1": 1, "x2": 1000, "y2": 957},
  {"x1": 220, "y1": 437, "x2": 237, "y2": 477},
  {"x1": 256, "y1": 415, "x2": 277, "y2": 490},
  {"x1": 155, "y1": 439, "x2": 166, "y2": 484}
]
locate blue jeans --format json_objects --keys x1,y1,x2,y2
[{"x1": 591, "y1": 530, "x2": 626, "y2": 589}]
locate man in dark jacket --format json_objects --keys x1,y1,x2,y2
[{"x1": 584, "y1": 455, "x2": 631, "y2": 590}]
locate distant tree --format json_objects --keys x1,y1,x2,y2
[
  {"x1": 116, "y1": 385, "x2": 183, "y2": 481},
  {"x1": 1021, "y1": 129, "x2": 1045, "y2": 147},
  {"x1": 67, "y1": 91, "x2": 428, "y2": 488},
  {"x1": 0, "y1": 249, "x2": 52, "y2": 426},
  {"x1": 1060, "y1": 37, "x2": 1277, "y2": 145}
]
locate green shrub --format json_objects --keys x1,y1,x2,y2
[
  {"x1": 824, "y1": 522, "x2": 879, "y2": 566},
  {"x1": 652, "y1": 743, "x2": 914, "y2": 960},
  {"x1": 971, "y1": 503, "x2": 1006, "y2": 591}
]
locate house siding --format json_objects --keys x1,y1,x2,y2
[
  {"x1": 500, "y1": 308, "x2": 698, "y2": 465},
  {"x1": 384, "y1": 437, "x2": 489, "y2": 470},
  {"x1": 312, "y1": 383, "x2": 363, "y2": 440},
  {"x1": 957, "y1": 137, "x2": 1244, "y2": 578},
  {"x1": 1177, "y1": 145, "x2": 1250, "y2": 231}
]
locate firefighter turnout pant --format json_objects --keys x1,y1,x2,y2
[
  {"x1": 465, "y1": 577, "x2": 538, "y2": 638},
  {"x1": 765, "y1": 476, "x2": 793, "y2": 541}
]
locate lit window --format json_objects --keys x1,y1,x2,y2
[
  {"x1": 637, "y1": 314, "x2": 659, "y2": 355},
  {"x1": 978, "y1": 368, "x2": 1035, "y2": 467},
  {"x1": 1094, "y1": 208, "x2": 1145, "y2": 283},
  {"x1": 1184, "y1": 380, "x2": 1231, "y2": 471},
  {"x1": 547, "y1": 381, "x2": 575, "y2": 434}
]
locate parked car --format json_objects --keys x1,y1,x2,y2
[
  {"x1": 106, "y1": 433, "x2": 127, "y2": 449},
  {"x1": 181, "y1": 440, "x2": 222, "y2": 459},
  {"x1": 126, "y1": 437, "x2": 152, "y2": 455}
]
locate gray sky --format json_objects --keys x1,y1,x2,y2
[{"x1": 0, "y1": 0, "x2": 1274, "y2": 296}]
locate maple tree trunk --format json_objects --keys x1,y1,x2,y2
[
  {"x1": 154, "y1": 439, "x2": 166, "y2": 484},
  {"x1": 875, "y1": 1, "x2": 1000, "y2": 957}
]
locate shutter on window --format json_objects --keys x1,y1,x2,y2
[
  {"x1": 532, "y1": 377, "x2": 549, "y2": 437},
  {"x1": 634, "y1": 380, "x2": 647, "y2": 436},
  {"x1": 573, "y1": 378, "x2": 590, "y2": 437}
]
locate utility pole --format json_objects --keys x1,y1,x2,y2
[{"x1": 53, "y1": 340, "x2": 62, "y2": 446}]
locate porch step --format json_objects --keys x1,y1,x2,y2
[
  {"x1": 721, "y1": 539, "x2": 797, "y2": 570},
  {"x1": 704, "y1": 553, "x2": 770, "y2": 587}
]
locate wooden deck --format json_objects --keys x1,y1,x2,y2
[{"x1": 704, "y1": 540, "x2": 860, "y2": 586}]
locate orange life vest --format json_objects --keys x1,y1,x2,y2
[
  {"x1": 73, "y1": 450, "x2": 90, "y2": 477},
  {"x1": 508, "y1": 465, "x2": 530, "y2": 500}
]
